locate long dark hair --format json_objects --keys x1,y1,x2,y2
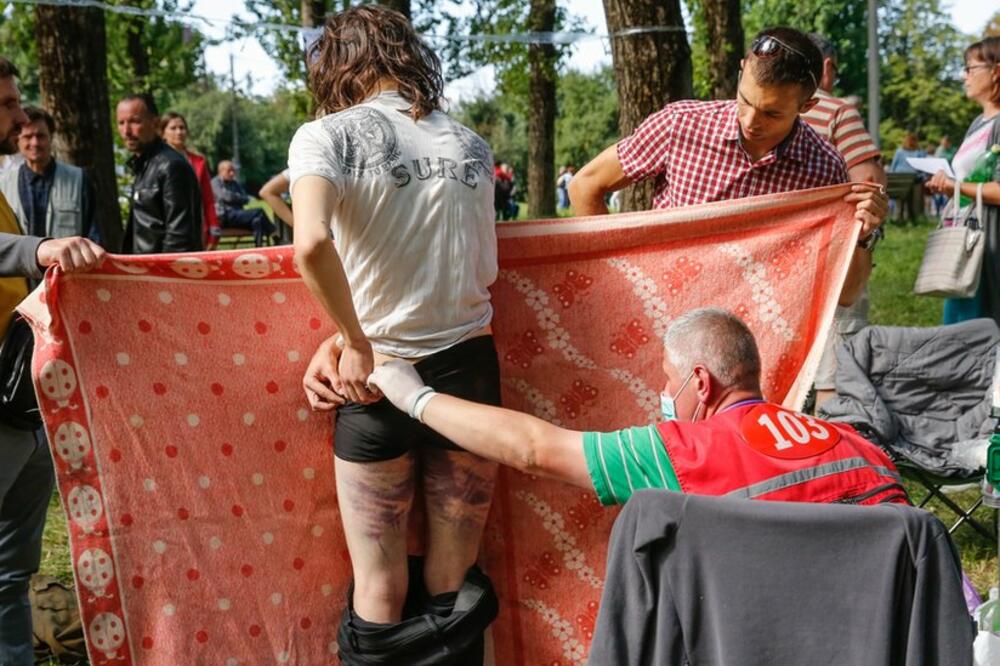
[
  {"x1": 307, "y1": 5, "x2": 444, "y2": 120},
  {"x1": 966, "y1": 36, "x2": 1000, "y2": 106}
]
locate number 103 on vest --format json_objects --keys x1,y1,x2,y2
[{"x1": 740, "y1": 404, "x2": 842, "y2": 460}]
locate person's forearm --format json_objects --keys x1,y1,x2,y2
[
  {"x1": 262, "y1": 194, "x2": 294, "y2": 227},
  {"x1": 421, "y1": 393, "x2": 578, "y2": 481},
  {"x1": 295, "y1": 237, "x2": 366, "y2": 344},
  {"x1": 0, "y1": 233, "x2": 44, "y2": 278},
  {"x1": 569, "y1": 177, "x2": 610, "y2": 216},
  {"x1": 838, "y1": 247, "x2": 872, "y2": 307},
  {"x1": 292, "y1": 176, "x2": 366, "y2": 346},
  {"x1": 847, "y1": 158, "x2": 887, "y2": 187},
  {"x1": 958, "y1": 180, "x2": 1000, "y2": 206}
]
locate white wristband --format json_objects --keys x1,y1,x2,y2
[{"x1": 409, "y1": 387, "x2": 438, "y2": 422}]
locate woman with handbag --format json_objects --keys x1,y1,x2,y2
[{"x1": 926, "y1": 37, "x2": 1000, "y2": 325}]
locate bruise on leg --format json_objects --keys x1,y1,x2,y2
[
  {"x1": 335, "y1": 453, "x2": 417, "y2": 622},
  {"x1": 422, "y1": 447, "x2": 498, "y2": 595},
  {"x1": 422, "y1": 447, "x2": 497, "y2": 534},
  {"x1": 335, "y1": 453, "x2": 416, "y2": 562}
]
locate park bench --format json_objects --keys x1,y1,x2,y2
[
  {"x1": 886, "y1": 172, "x2": 921, "y2": 223},
  {"x1": 215, "y1": 227, "x2": 270, "y2": 249}
]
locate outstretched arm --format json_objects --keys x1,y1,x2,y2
[
  {"x1": 368, "y1": 360, "x2": 591, "y2": 488},
  {"x1": 569, "y1": 145, "x2": 633, "y2": 216}
]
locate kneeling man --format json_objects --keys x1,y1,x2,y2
[{"x1": 310, "y1": 308, "x2": 908, "y2": 507}]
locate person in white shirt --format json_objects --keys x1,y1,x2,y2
[{"x1": 289, "y1": 6, "x2": 499, "y2": 662}]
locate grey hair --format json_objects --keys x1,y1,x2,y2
[
  {"x1": 663, "y1": 308, "x2": 762, "y2": 390},
  {"x1": 808, "y1": 33, "x2": 837, "y2": 62}
]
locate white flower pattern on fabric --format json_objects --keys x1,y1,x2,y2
[
  {"x1": 719, "y1": 243, "x2": 795, "y2": 340},
  {"x1": 501, "y1": 269, "x2": 663, "y2": 418},
  {"x1": 501, "y1": 270, "x2": 598, "y2": 371},
  {"x1": 606, "y1": 258, "x2": 671, "y2": 339},
  {"x1": 522, "y1": 599, "x2": 587, "y2": 664},
  {"x1": 507, "y1": 379, "x2": 562, "y2": 425},
  {"x1": 516, "y1": 490, "x2": 602, "y2": 588}
]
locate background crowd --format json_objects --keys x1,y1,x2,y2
[{"x1": 0, "y1": 1, "x2": 998, "y2": 664}]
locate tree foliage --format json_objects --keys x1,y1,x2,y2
[
  {"x1": 0, "y1": 6, "x2": 42, "y2": 103},
  {"x1": 169, "y1": 79, "x2": 306, "y2": 192},
  {"x1": 239, "y1": 0, "x2": 440, "y2": 85},
  {"x1": 555, "y1": 67, "x2": 620, "y2": 168},
  {"x1": 878, "y1": 0, "x2": 978, "y2": 151},
  {"x1": 104, "y1": 0, "x2": 208, "y2": 108},
  {"x1": 0, "y1": 1, "x2": 206, "y2": 112},
  {"x1": 455, "y1": 66, "x2": 620, "y2": 185},
  {"x1": 740, "y1": 0, "x2": 868, "y2": 100},
  {"x1": 439, "y1": 0, "x2": 581, "y2": 107}
]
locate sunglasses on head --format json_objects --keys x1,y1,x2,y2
[{"x1": 751, "y1": 35, "x2": 818, "y2": 89}]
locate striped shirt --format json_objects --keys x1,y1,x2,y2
[
  {"x1": 617, "y1": 100, "x2": 848, "y2": 210},
  {"x1": 583, "y1": 426, "x2": 681, "y2": 505},
  {"x1": 800, "y1": 90, "x2": 881, "y2": 170}
]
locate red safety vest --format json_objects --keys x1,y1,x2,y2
[{"x1": 657, "y1": 402, "x2": 909, "y2": 505}]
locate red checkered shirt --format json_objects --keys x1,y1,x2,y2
[{"x1": 617, "y1": 100, "x2": 848, "y2": 209}]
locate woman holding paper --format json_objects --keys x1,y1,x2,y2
[{"x1": 927, "y1": 36, "x2": 1000, "y2": 325}]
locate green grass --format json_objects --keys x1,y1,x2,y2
[
  {"x1": 41, "y1": 492, "x2": 73, "y2": 586},
  {"x1": 37, "y1": 213, "x2": 999, "y2": 630},
  {"x1": 869, "y1": 218, "x2": 944, "y2": 328}
]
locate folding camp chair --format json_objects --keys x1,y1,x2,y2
[
  {"x1": 819, "y1": 319, "x2": 1000, "y2": 547},
  {"x1": 895, "y1": 459, "x2": 995, "y2": 542},
  {"x1": 843, "y1": 422, "x2": 994, "y2": 543}
]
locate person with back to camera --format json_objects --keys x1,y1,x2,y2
[{"x1": 289, "y1": 6, "x2": 501, "y2": 663}]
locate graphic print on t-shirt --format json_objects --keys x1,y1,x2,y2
[
  {"x1": 323, "y1": 107, "x2": 401, "y2": 176},
  {"x1": 447, "y1": 118, "x2": 495, "y2": 182}
]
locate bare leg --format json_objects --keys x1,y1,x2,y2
[
  {"x1": 421, "y1": 448, "x2": 498, "y2": 595},
  {"x1": 335, "y1": 452, "x2": 416, "y2": 623}
]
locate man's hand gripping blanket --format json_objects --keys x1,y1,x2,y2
[{"x1": 17, "y1": 184, "x2": 859, "y2": 665}]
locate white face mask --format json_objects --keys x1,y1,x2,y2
[{"x1": 660, "y1": 370, "x2": 694, "y2": 421}]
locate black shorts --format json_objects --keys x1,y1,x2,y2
[{"x1": 334, "y1": 335, "x2": 501, "y2": 463}]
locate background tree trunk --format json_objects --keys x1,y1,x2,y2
[
  {"x1": 527, "y1": 0, "x2": 557, "y2": 218},
  {"x1": 378, "y1": 0, "x2": 411, "y2": 20},
  {"x1": 603, "y1": 0, "x2": 692, "y2": 212},
  {"x1": 35, "y1": 6, "x2": 123, "y2": 251},
  {"x1": 703, "y1": 0, "x2": 743, "y2": 99},
  {"x1": 301, "y1": 0, "x2": 327, "y2": 28},
  {"x1": 123, "y1": 0, "x2": 150, "y2": 92}
]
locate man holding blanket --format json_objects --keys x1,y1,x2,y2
[
  {"x1": 0, "y1": 57, "x2": 104, "y2": 666},
  {"x1": 569, "y1": 26, "x2": 888, "y2": 306}
]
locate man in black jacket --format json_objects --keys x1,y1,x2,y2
[{"x1": 116, "y1": 93, "x2": 202, "y2": 254}]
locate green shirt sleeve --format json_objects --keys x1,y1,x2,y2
[{"x1": 582, "y1": 424, "x2": 682, "y2": 506}]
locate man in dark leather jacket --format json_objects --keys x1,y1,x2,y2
[{"x1": 116, "y1": 93, "x2": 202, "y2": 254}]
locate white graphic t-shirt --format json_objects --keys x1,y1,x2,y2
[{"x1": 288, "y1": 91, "x2": 496, "y2": 358}]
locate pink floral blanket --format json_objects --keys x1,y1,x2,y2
[{"x1": 19, "y1": 184, "x2": 859, "y2": 665}]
